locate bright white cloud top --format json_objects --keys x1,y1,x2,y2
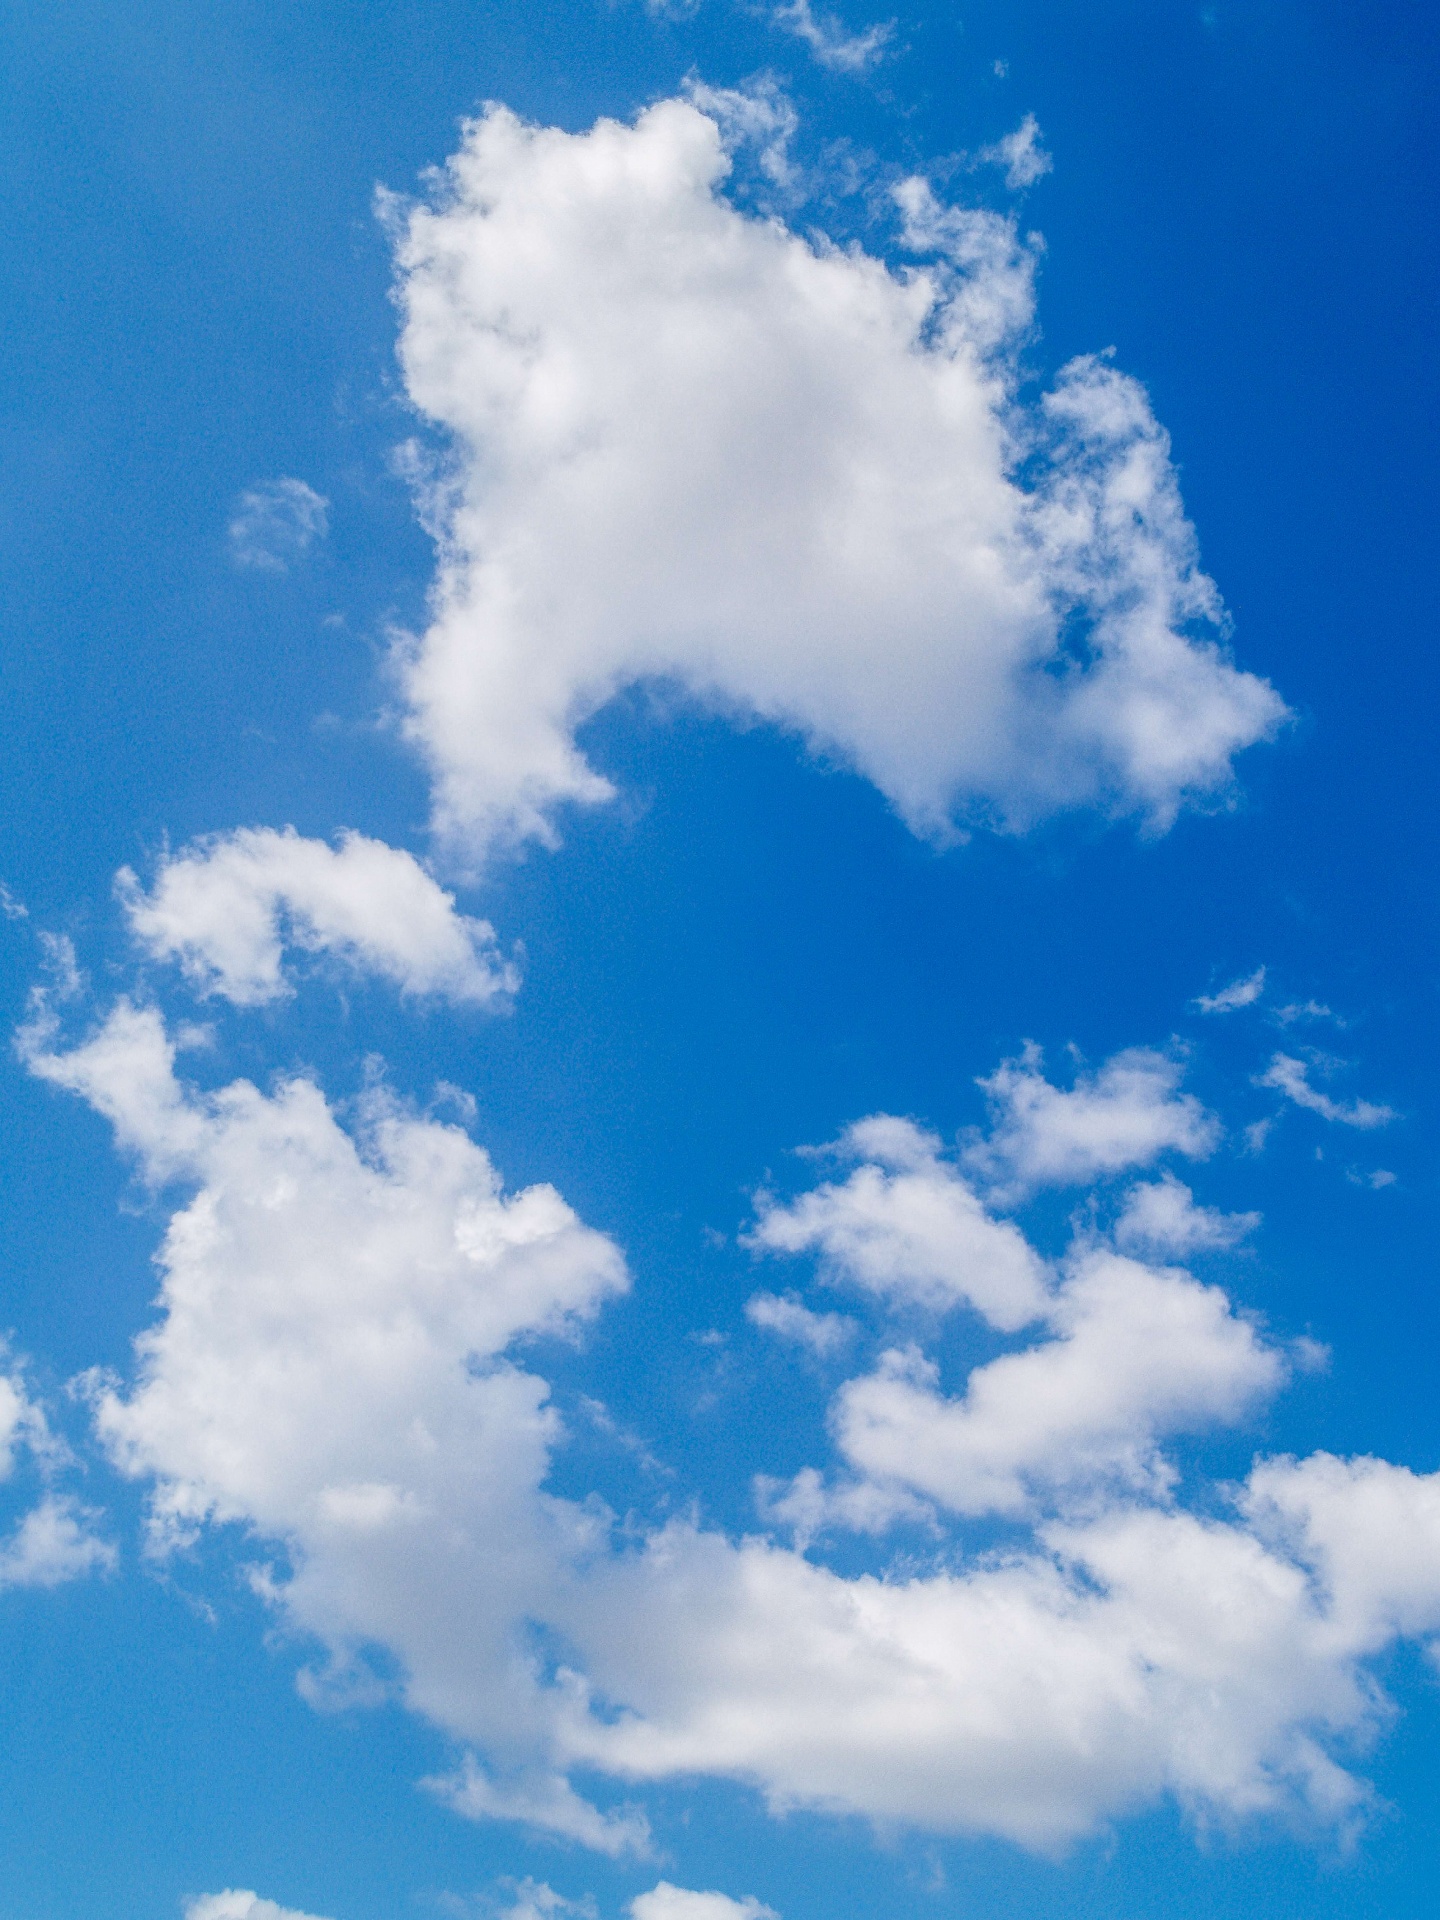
[
  {"x1": 186, "y1": 1895, "x2": 336, "y2": 1920},
  {"x1": 25, "y1": 996, "x2": 1440, "y2": 1854},
  {"x1": 119, "y1": 827, "x2": 518, "y2": 1007},
  {"x1": 631, "y1": 1885, "x2": 775, "y2": 1920},
  {"x1": 390, "y1": 95, "x2": 1285, "y2": 857}
]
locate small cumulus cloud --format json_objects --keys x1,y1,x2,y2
[
  {"x1": 228, "y1": 477, "x2": 329, "y2": 573},
  {"x1": 631, "y1": 1884, "x2": 776, "y2": 1920},
  {"x1": 745, "y1": 1290, "x2": 856, "y2": 1356},
  {"x1": 978, "y1": 113, "x2": 1052, "y2": 190},
  {"x1": 186, "y1": 1896, "x2": 336, "y2": 1920}
]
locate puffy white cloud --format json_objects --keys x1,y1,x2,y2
[
  {"x1": 0, "y1": 1495, "x2": 114, "y2": 1590},
  {"x1": 1258, "y1": 1054, "x2": 1395, "y2": 1130},
  {"x1": 770, "y1": 0, "x2": 891, "y2": 72},
  {"x1": 631, "y1": 1884, "x2": 775, "y2": 1920},
  {"x1": 186, "y1": 1896, "x2": 334, "y2": 1920},
  {"x1": 555, "y1": 1492, "x2": 1395, "y2": 1845},
  {"x1": 743, "y1": 1290, "x2": 855, "y2": 1356},
  {"x1": 119, "y1": 827, "x2": 517, "y2": 1008},
  {"x1": 1194, "y1": 966, "x2": 1265, "y2": 1014},
  {"x1": 26, "y1": 1000, "x2": 632, "y2": 1841},
  {"x1": 389, "y1": 96, "x2": 1284, "y2": 859},
  {"x1": 966, "y1": 1045, "x2": 1219, "y2": 1199},
  {"x1": 747, "y1": 1116, "x2": 1048, "y2": 1329},
  {"x1": 1113, "y1": 1171, "x2": 1259, "y2": 1257},
  {"x1": 830, "y1": 1249, "x2": 1286, "y2": 1516},
  {"x1": 227, "y1": 478, "x2": 329, "y2": 574}
]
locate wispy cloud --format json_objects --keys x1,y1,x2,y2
[
  {"x1": 1194, "y1": 966, "x2": 1265, "y2": 1014},
  {"x1": 1258, "y1": 1053, "x2": 1395, "y2": 1129},
  {"x1": 977, "y1": 112, "x2": 1052, "y2": 189},
  {"x1": 228, "y1": 476, "x2": 329, "y2": 573},
  {"x1": 771, "y1": 0, "x2": 892, "y2": 72}
]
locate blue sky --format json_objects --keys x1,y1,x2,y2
[{"x1": 1, "y1": 2, "x2": 1439, "y2": 1917}]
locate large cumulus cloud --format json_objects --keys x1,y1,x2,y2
[{"x1": 390, "y1": 95, "x2": 1284, "y2": 858}]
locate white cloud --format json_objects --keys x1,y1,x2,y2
[
  {"x1": 555, "y1": 1489, "x2": 1406, "y2": 1844},
  {"x1": 489, "y1": 1880, "x2": 597, "y2": 1920},
  {"x1": 119, "y1": 827, "x2": 518, "y2": 1008},
  {"x1": 830, "y1": 1249, "x2": 1286, "y2": 1516},
  {"x1": 389, "y1": 97, "x2": 1283, "y2": 860},
  {"x1": 753, "y1": 1462, "x2": 933, "y2": 1546},
  {"x1": 978, "y1": 113, "x2": 1052, "y2": 190},
  {"x1": 0, "y1": 1350, "x2": 113, "y2": 1590},
  {"x1": 747, "y1": 1116, "x2": 1048, "y2": 1330},
  {"x1": 0, "y1": 1494, "x2": 115, "y2": 1590},
  {"x1": 26, "y1": 1000, "x2": 632, "y2": 1839},
  {"x1": 1258, "y1": 1054, "x2": 1395, "y2": 1130},
  {"x1": 1274, "y1": 999, "x2": 1335, "y2": 1026},
  {"x1": 32, "y1": 1008, "x2": 1440, "y2": 1855},
  {"x1": 426, "y1": 1754, "x2": 650, "y2": 1858},
  {"x1": 684, "y1": 81, "x2": 798, "y2": 192},
  {"x1": 631, "y1": 1884, "x2": 775, "y2": 1920},
  {"x1": 228, "y1": 478, "x2": 329, "y2": 573},
  {"x1": 770, "y1": 0, "x2": 892, "y2": 72},
  {"x1": 1113, "y1": 1171, "x2": 1259, "y2": 1256},
  {"x1": 743, "y1": 1291, "x2": 855, "y2": 1356},
  {"x1": 966, "y1": 1045, "x2": 1220, "y2": 1198},
  {"x1": 186, "y1": 1895, "x2": 335, "y2": 1920},
  {"x1": 1194, "y1": 966, "x2": 1265, "y2": 1014}
]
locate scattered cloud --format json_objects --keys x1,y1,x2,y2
[
  {"x1": 748, "y1": 1115, "x2": 1048, "y2": 1329},
  {"x1": 0, "y1": 1495, "x2": 114, "y2": 1590},
  {"x1": 744, "y1": 1290, "x2": 856, "y2": 1355},
  {"x1": 491, "y1": 1880, "x2": 598, "y2": 1920},
  {"x1": 30, "y1": 1005, "x2": 1440, "y2": 1855},
  {"x1": 966, "y1": 1045, "x2": 1220, "y2": 1200},
  {"x1": 1194, "y1": 966, "x2": 1265, "y2": 1014},
  {"x1": 427, "y1": 1756, "x2": 650, "y2": 1857},
  {"x1": 1258, "y1": 1054, "x2": 1395, "y2": 1130},
  {"x1": 1113, "y1": 1171, "x2": 1259, "y2": 1256},
  {"x1": 1345, "y1": 1166, "x2": 1397, "y2": 1191},
  {"x1": 1274, "y1": 999, "x2": 1337, "y2": 1026},
  {"x1": 389, "y1": 97, "x2": 1284, "y2": 860},
  {"x1": 119, "y1": 827, "x2": 518, "y2": 1008},
  {"x1": 0, "y1": 1350, "x2": 114, "y2": 1591},
  {"x1": 227, "y1": 478, "x2": 329, "y2": 574},
  {"x1": 977, "y1": 113, "x2": 1052, "y2": 189},
  {"x1": 770, "y1": 0, "x2": 892, "y2": 72}
]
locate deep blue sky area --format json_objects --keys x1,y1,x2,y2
[{"x1": 0, "y1": 3, "x2": 1437, "y2": 1918}]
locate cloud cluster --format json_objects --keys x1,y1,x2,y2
[
  {"x1": 390, "y1": 96, "x2": 1284, "y2": 859},
  {"x1": 27, "y1": 1008, "x2": 1440, "y2": 1855},
  {"x1": 120, "y1": 828, "x2": 517, "y2": 1008}
]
